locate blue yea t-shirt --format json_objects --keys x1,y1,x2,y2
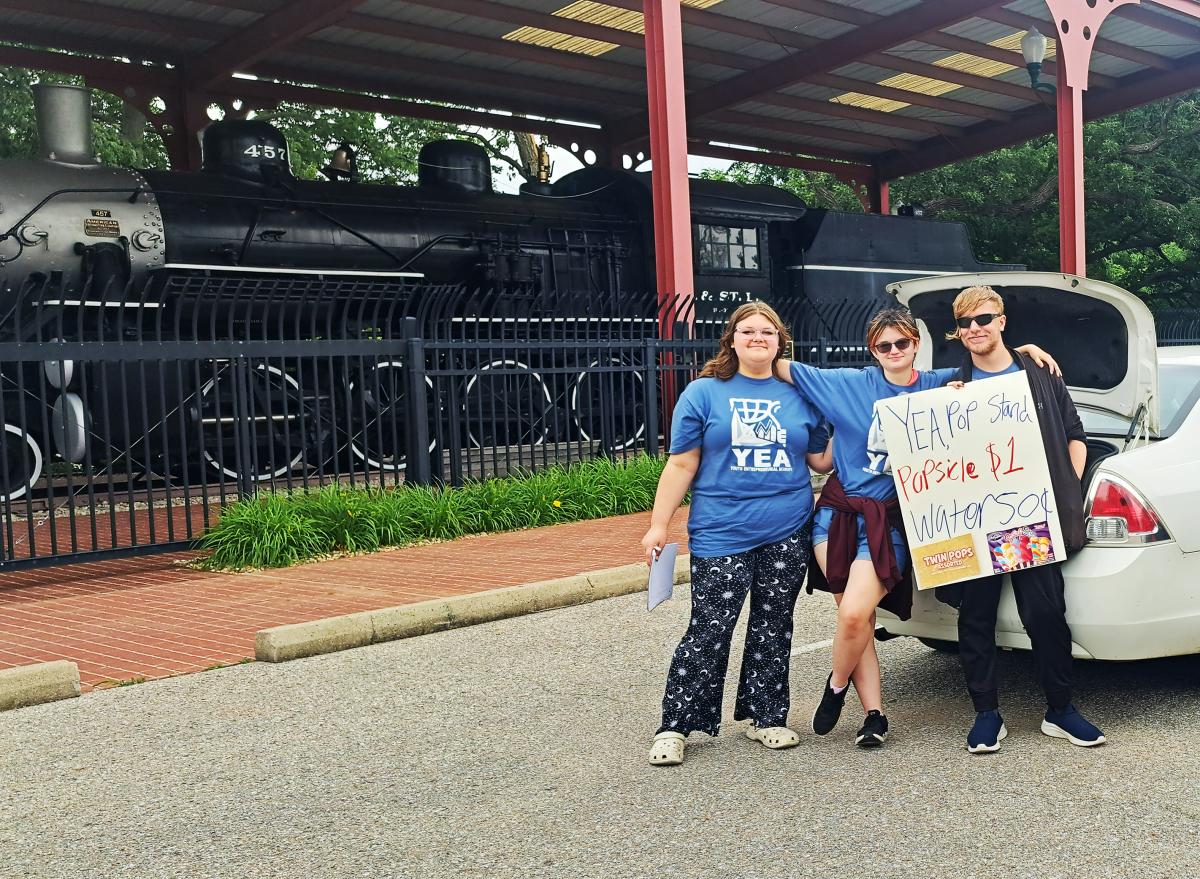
[
  {"x1": 789, "y1": 362, "x2": 958, "y2": 500},
  {"x1": 670, "y1": 373, "x2": 829, "y2": 557},
  {"x1": 971, "y1": 361, "x2": 1022, "y2": 380}
]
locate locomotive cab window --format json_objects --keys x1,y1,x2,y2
[{"x1": 694, "y1": 223, "x2": 763, "y2": 274}]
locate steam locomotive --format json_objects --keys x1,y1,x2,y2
[{"x1": 0, "y1": 83, "x2": 1013, "y2": 498}]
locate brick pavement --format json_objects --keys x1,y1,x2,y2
[{"x1": 0, "y1": 512, "x2": 688, "y2": 692}]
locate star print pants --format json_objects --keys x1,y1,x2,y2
[{"x1": 657, "y1": 522, "x2": 812, "y2": 738}]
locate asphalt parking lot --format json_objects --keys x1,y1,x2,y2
[{"x1": 2, "y1": 587, "x2": 1198, "y2": 879}]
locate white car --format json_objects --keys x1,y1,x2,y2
[{"x1": 876, "y1": 271, "x2": 1200, "y2": 661}]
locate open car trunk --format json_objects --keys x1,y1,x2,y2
[{"x1": 888, "y1": 271, "x2": 1159, "y2": 431}]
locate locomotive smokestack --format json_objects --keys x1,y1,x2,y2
[{"x1": 32, "y1": 83, "x2": 96, "y2": 164}]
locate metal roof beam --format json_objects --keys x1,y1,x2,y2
[
  {"x1": 0, "y1": 43, "x2": 171, "y2": 88},
  {"x1": 807, "y1": 72, "x2": 1012, "y2": 122},
  {"x1": 1120, "y1": 2, "x2": 1200, "y2": 37},
  {"x1": 689, "y1": 128, "x2": 876, "y2": 164},
  {"x1": 339, "y1": 14, "x2": 648, "y2": 83},
  {"x1": 717, "y1": 110, "x2": 916, "y2": 151},
  {"x1": 754, "y1": 92, "x2": 962, "y2": 137},
  {"x1": 983, "y1": 7, "x2": 1174, "y2": 72},
  {"x1": 877, "y1": 52, "x2": 1200, "y2": 179},
  {"x1": 0, "y1": 0, "x2": 225, "y2": 40},
  {"x1": 756, "y1": 0, "x2": 876, "y2": 26},
  {"x1": 399, "y1": 0, "x2": 756, "y2": 71},
  {"x1": 600, "y1": 0, "x2": 814, "y2": 49},
  {"x1": 687, "y1": 141, "x2": 875, "y2": 177},
  {"x1": 208, "y1": 78, "x2": 606, "y2": 148},
  {"x1": 0, "y1": 40, "x2": 611, "y2": 139},
  {"x1": 858, "y1": 51, "x2": 1041, "y2": 102},
  {"x1": 1143, "y1": 0, "x2": 1200, "y2": 22},
  {"x1": 187, "y1": 0, "x2": 369, "y2": 90},
  {"x1": 292, "y1": 41, "x2": 639, "y2": 114},
  {"x1": 250, "y1": 63, "x2": 611, "y2": 128},
  {"x1": 0, "y1": 23, "x2": 181, "y2": 66}
]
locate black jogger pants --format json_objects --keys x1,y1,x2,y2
[{"x1": 957, "y1": 562, "x2": 1073, "y2": 713}]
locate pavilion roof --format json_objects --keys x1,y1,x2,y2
[{"x1": 3, "y1": 0, "x2": 1199, "y2": 178}]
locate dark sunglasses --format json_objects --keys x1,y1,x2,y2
[
  {"x1": 956, "y1": 313, "x2": 1001, "y2": 329},
  {"x1": 873, "y1": 338, "x2": 913, "y2": 355}
]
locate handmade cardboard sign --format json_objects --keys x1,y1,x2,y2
[{"x1": 874, "y1": 371, "x2": 1064, "y2": 590}]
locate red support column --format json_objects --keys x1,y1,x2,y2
[
  {"x1": 1055, "y1": 80, "x2": 1085, "y2": 275},
  {"x1": 643, "y1": 0, "x2": 694, "y2": 339},
  {"x1": 1046, "y1": 0, "x2": 1139, "y2": 277},
  {"x1": 867, "y1": 178, "x2": 889, "y2": 215}
]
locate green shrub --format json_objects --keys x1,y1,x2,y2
[{"x1": 196, "y1": 455, "x2": 669, "y2": 571}]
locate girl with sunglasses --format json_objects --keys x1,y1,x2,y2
[{"x1": 774, "y1": 307, "x2": 1058, "y2": 748}]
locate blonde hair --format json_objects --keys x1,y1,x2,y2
[
  {"x1": 865, "y1": 307, "x2": 920, "y2": 350},
  {"x1": 698, "y1": 301, "x2": 792, "y2": 380},
  {"x1": 946, "y1": 285, "x2": 1005, "y2": 340}
]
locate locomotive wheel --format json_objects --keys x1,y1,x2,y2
[
  {"x1": 0, "y1": 423, "x2": 43, "y2": 502},
  {"x1": 346, "y1": 361, "x2": 437, "y2": 472},
  {"x1": 195, "y1": 363, "x2": 306, "y2": 483},
  {"x1": 463, "y1": 359, "x2": 552, "y2": 449},
  {"x1": 569, "y1": 357, "x2": 646, "y2": 451}
]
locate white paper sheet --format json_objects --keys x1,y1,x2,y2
[{"x1": 647, "y1": 543, "x2": 679, "y2": 611}]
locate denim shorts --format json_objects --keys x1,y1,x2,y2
[{"x1": 811, "y1": 506, "x2": 909, "y2": 570}]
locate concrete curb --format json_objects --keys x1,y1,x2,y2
[
  {"x1": 256, "y1": 553, "x2": 691, "y2": 663},
  {"x1": 0, "y1": 660, "x2": 81, "y2": 712}
]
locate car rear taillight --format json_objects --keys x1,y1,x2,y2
[{"x1": 1086, "y1": 474, "x2": 1170, "y2": 545}]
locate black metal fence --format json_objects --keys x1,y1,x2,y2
[
  {"x1": 2, "y1": 266, "x2": 1196, "y2": 571},
  {"x1": 0, "y1": 269, "x2": 879, "y2": 570}
]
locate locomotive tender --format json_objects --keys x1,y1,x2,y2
[{"x1": 0, "y1": 83, "x2": 1012, "y2": 498}]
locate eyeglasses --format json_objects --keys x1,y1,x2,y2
[
  {"x1": 735, "y1": 328, "x2": 779, "y2": 340},
  {"x1": 956, "y1": 313, "x2": 1002, "y2": 329},
  {"x1": 872, "y1": 338, "x2": 913, "y2": 355}
]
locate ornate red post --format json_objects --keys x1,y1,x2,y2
[{"x1": 1044, "y1": 0, "x2": 1139, "y2": 276}]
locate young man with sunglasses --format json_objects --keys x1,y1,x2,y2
[{"x1": 945, "y1": 285, "x2": 1104, "y2": 754}]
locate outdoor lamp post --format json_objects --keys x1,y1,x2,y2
[{"x1": 1021, "y1": 27, "x2": 1057, "y2": 94}]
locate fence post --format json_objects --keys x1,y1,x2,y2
[
  {"x1": 642, "y1": 336, "x2": 660, "y2": 457},
  {"x1": 818, "y1": 335, "x2": 829, "y2": 368},
  {"x1": 405, "y1": 335, "x2": 432, "y2": 486},
  {"x1": 231, "y1": 355, "x2": 257, "y2": 501}
]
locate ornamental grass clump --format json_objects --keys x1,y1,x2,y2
[
  {"x1": 292, "y1": 487, "x2": 385, "y2": 555},
  {"x1": 199, "y1": 492, "x2": 327, "y2": 570},
  {"x1": 196, "y1": 454, "x2": 668, "y2": 571}
]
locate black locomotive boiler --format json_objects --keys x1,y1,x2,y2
[{"x1": 0, "y1": 83, "x2": 1014, "y2": 498}]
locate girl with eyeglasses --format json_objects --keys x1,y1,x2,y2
[
  {"x1": 641, "y1": 301, "x2": 834, "y2": 767},
  {"x1": 774, "y1": 307, "x2": 1058, "y2": 748}
]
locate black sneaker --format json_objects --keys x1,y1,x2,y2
[
  {"x1": 855, "y1": 710, "x2": 888, "y2": 747},
  {"x1": 812, "y1": 673, "x2": 849, "y2": 736}
]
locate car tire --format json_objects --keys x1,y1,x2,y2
[{"x1": 917, "y1": 637, "x2": 960, "y2": 654}]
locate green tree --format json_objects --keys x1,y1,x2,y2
[
  {"x1": 0, "y1": 65, "x2": 169, "y2": 168},
  {"x1": 0, "y1": 63, "x2": 528, "y2": 186},
  {"x1": 706, "y1": 91, "x2": 1200, "y2": 305}
]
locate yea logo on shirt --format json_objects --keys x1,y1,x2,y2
[
  {"x1": 864, "y1": 401, "x2": 891, "y2": 476},
  {"x1": 729, "y1": 398, "x2": 792, "y2": 472}
]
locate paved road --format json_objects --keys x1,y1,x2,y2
[{"x1": 3, "y1": 588, "x2": 1198, "y2": 879}]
